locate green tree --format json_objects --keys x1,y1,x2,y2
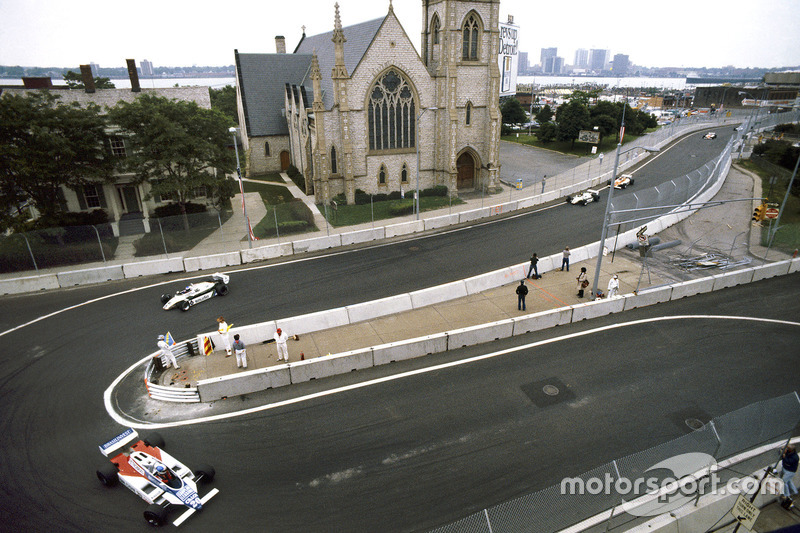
[
  {"x1": 0, "y1": 91, "x2": 113, "y2": 219},
  {"x1": 536, "y1": 122, "x2": 557, "y2": 143},
  {"x1": 107, "y1": 94, "x2": 236, "y2": 229},
  {"x1": 535, "y1": 104, "x2": 554, "y2": 124},
  {"x1": 555, "y1": 99, "x2": 590, "y2": 147},
  {"x1": 63, "y1": 70, "x2": 116, "y2": 89},
  {"x1": 501, "y1": 97, "x2": 528, "y2": 126},
  {"x1": 209, "y1": 85, "x2": 239, "y2": 125}
]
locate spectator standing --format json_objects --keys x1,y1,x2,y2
[
  {"x1": 576, "y1": 267, "x2": 588, "y2": 298},
  {"x1": 607, "y1": 274, "x2": 620, "y2": 298},
  {"x1": 527, "y1": 253, "x2": 539, "y2": 279},
  {"x1": 274, "y1": 327, "x2": 290, "y2": 362},
  {"x1": 780, "y1": 444, "x2": 798, "y2": 509},
  {"x1": 561, "y1": 246, "x2": 571, "y2": 271},
  {"x1": 232, "y1": 334, "x2": 247, "y2": 369},
  {"x1": 156, "y1": 335, "x2": 179, "y2": 369},
  {"x1": 217, "y1": 316, "x2": 232, "y2": 356},
  {"x1": 515, "y1": 280, "x2": 528, "y2": 311}
]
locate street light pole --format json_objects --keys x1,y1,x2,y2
[
  {"x1": 415, "y1": 106, "x2": 438, "y2": 219},
  {"x1": 229, "y1": 127, "x2": 252, "y2": 248}
]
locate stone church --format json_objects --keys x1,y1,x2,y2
[{"x1": 235, "y1": 0, "x2": 501, "y2": 205}]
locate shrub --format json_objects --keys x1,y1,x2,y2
[
  {"x1": 153, "y1": 202, "x2": 207, "y2": 218},
  {"x1": 373, "y1": 193, "x2": 389, "y2": 202},
  {"x1": 34, "y1": 209, "x2": 109, "y2": 229},
  {"x1": 277, "y1": 220, "x2": 309, "y2": 234},
  {"x1": 421, "y1": 185, "x2": 448, "y2": 197},
  {"x1": 354, "y1": 189, "x2": 371, "y2": 205},
  {"x1": 388, "y1": 199, "x2": 414, "y2": 216},
  {"x1": 388, "y1": 191, "x2": 402, "y2": 200}
]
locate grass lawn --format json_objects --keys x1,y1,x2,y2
[
  {"x1": 735, "y1": 160, "x2": 800, "y2": 254},
  {"x1": 502, "y1": 129, "x2": 656, "y2": 157},
  {"x1": 246, "y1": 172, "x2": 284, "y2": 183},
  {"x1": 241, "y1": 180, "x2": 318, "y2": 238},
  {"x1": 323, "y1": 195, "x2": 465, "y2": 227}
]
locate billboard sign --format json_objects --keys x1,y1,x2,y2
[{"x1": 498, "y1": 18, "x2": 519, "y2": 97}]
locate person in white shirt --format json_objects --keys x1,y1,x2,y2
[
  {"x1": 274, "y1": 327, "x2": 289, "y2": 362},
  {"x1": 607, "y1": 274, "x2": 620, "y2": 298},
  {"x1": 156, "y1": 335, "x2": 179, "y2": 369},
  {"x1": 217, "y1": 316, "x2": 232, "y2": 356}
]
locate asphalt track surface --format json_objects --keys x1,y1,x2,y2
[{"x1": 4, "y1": 126, "x2": 784, "y2": 532}]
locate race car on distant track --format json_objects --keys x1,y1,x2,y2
[
  {"x1": 566, "y1": 189, "x2": 601, "y2": 206},
  {"x1": 608, "y1": 173, "x2": 634, "y2": 189},
  {"x1": 97, "y1": 428, "x2": 218, "y2": 527},
  {"x1": 703, "y1": 132, "x2": 717, "y2": 139},
  {"x1": 161, "y1": 273, "x2": 230, "y2": 311}
]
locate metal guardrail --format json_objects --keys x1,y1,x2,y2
[{"x1": 144, "y1": 339, "x2": 201, "y2": 402}]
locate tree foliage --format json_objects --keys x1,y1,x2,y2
[
  {"x1": 501, "y1": 97, "x2": 528, "y2": 125},
  {"x1": 0, "y1": 91, "x2": 113, "y2": 219},
  {"x1": 63, "y1": 70, "x2": 116, "y2": 89},
  {"x1": 555, "y1": 100, "x2": 590, "y2": 146},
  {"x1": 107, "y1": 94, "x2": 236, "y2": 227},
  {"x1": 209, "y1": 85, "x2": 239, "y2": 125},
  {"x1": 535, "y1": 104, "x2": 554, "y2": 124},
  {"x1": 536, "y1": 122, "x2": 557, "y2": 143}
]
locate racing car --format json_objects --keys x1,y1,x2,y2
[
  {"x1": 566, "y1": 189, "x2": 601, "y2": 206},
  {"x1": 161, "y1": 273, "x2": 230, "y2": 311},
  {"x1": 608, "y1": 174, "x2": 634, "y2": 189},
  {"x1": 703, "y1": 132, "x2": 717, "y2": 139},
  {"x1": 97, "y1": 428, "x2": 218, "y2": 527}
]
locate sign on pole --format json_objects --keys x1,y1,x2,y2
[
  {"x1": 765, "y1": 207, "x2": 779, "y2": 219},
  {"x1": 729, "y1": 494, "x2": 759, "y2": 531}
]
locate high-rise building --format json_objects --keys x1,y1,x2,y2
[
  {"x1": 540, "y1": 47, "x2": 557, "y2": 70},
  {"x1": 518, "y1": 51, "x2": 528, "y2": 75},
  {"x1": 589, "y1": 49, "x2": 609, "y2": 71},
  {"x1": 574, "y1": 49, "x2": 588, "y2": 68},
  {"x1": 545, "y1": 56, "x2": 564, "y2": 75},
  {"x1": 140, "y1": 59, "x2": 154, "y2": 77},
  {"x1": 89, "y1": 63, "x2": 99, "y2": 77},
  {"x1": 612, "y1": 54, "x2": 630, "y2": 75}
]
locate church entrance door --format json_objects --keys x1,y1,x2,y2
[
  {"x1": 456, "y1": 152, "x2": 475, "y2": 189},
  {"x1": 280, "y1": 151, "x2": 291, "y2": 171}
]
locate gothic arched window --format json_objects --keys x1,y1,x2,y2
[
  {"x1": 330, "y1": 146, "x2": 338, "y2": 174},
  {"x1": 466, "y1": 102, "x2": 473, "y2": 125},
  {"x1": 462, "y1": 14, "x2": 480, "y2": 61},
  {"x1": 378, "y1": 164, "x2": 387, "y2": 185},
  {"x1": 401, "y1": 163, "x2": 409, "y2": 184},
  {"x1": 431, "y1": 15, "x2": 440, "y2": 45},
  {"x1": 368, "y1": 69, "x2": 416, "y2": 152},
  {"x1": 265, "y1": 141, "x2": 271, "y2": 156}
]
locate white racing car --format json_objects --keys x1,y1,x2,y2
[
  {"x1": 608, "y1": 173, "x2": 634, "y2": 189},
  {"x1": 161, "y1": 273, "x2": 230, "y2": 311},
  {"x1": 97, "y1": 428, "x2": 218, "y2": 527},
  {"x1": 566, "y1": 189, "x2": 601, "y2": 206}
]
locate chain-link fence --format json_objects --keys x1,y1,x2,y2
[
  {"x1": 133, "y1": 210, "x2": 231, "y2": 258},
  {"x1": 430, "y1": 392, "x2": 800, "y2": 533}
]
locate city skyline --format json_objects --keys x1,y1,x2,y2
[{"x1": 1, "y1": 0, "x2": 799, "y2": 70}]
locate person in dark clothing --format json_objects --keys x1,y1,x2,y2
[
  {"x1": 527, "y1": 253, "x2": 539, "y2": 279},
  {"x1": 780, "y1": 444, "x2": 798, "y2": 508},
  {"x1": 516, "y1": 280, "x2": 528, "y2": 311}
]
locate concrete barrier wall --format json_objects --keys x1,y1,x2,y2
[
  {"x1": 623, "y1": 286, "x2": 673, "y2": 310},
  {"x1": 372, "y1": 333, "x2": 448, "y2": 365},
  {"x1": 424, "y1": 213, "x2": 460, "y2": 231},
  {"x1": 184, "y1": 251, "x2": 241, "y2": 272},
  {"x1": 197, "y1": 366, "x2": 291, "y2": 402},
  {"x1": 571, "y1": 297, "x2": 626, "y2": 321},
  {"x1": 458, "y1": 207, "x2": 492, "y2": 223},
  {"x1": 512, "y1": 308, "x2": 573, "y2": 334},
  {"x1": 385, "y1": 220, "x2": 424, "y2": 238},
  {"x1": 346, "y1": 294, "x2": 413, "y2": 324},
  {"x1": 447, "y1": 320, "x2": 514, "y2": 349},
  {"x1": 275, "y1": 308, "x2": 350, "y2": 336},
  {"x1": 0, "y1": 274, "x2": 60, "y2": 295},
  {"x1": 57, "y1": 265, "x2": 124, "y2": 286},
  {"x1": 751, "y1": 260, "x2": 791, "y2": 281},
  {"x1": 341, "y1": 227, "x2": 385, "y2": 246},
  {"x1": 670, "y1": 277, "x2": 716, "y2": 299},
  {"x1": 409, "y1": 280, "x2": 468, "y2": 308},
  {"x1": 288, "y1": 348, "x2": 373, "y2": 383},
  {"x1": 789, "y1": 257, "x2": 800, "y2": 273},
  {"x1": 240, "y1": 242, "x2": 293, "y2": 263},
  {"x1": 122, "y1": 257, "x2": 184, "y2": 278},
  {"x1": 464, "y1": 267, "x2": 517, "y2": 295},
  {"x1": 292, "y1": 234, "x2": 342, "y2": 253},
  {"x1": 712, "y1": 269, "x2": 754, "y2": 290}
]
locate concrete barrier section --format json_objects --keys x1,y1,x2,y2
[
  {"x1": 341, "y1": 227, "x2": 385, "y2": 246},
  {"x1": 623, "y1": 286, "x2": 673, "y2": 310},
  {"x1": 567, "y1": 245, "x2": 591, "y2": 264},
  {"x1": 751, "y1": 261, "x2": 791, "y2": 282},
  {"x1": 712, "y1": 269, "x2": 754, "y2": 290},
  {"x1": 372, "y1": 333, "x2": 448, "y2": 365},
  {"x1": 512, "y1": 308, "x2": 573, "y2": 334},
  {"x1": 346, "y1": 294, "x2": 413, "y2": 324},
  {"x1": 122, "y1": 257, "x2": 184, "y2": 278},
  {"x1": 274, "y1": 308, "x2": 350, "y2": 337},
  {"x1": 0, "y1": 274, "x2": 60, "y2": 295},
  {"x1": 424, "y1": 214, "x2": 460, "y2": 231},
  {"x1": 790, "y1": 258, "x2": 800, "y2": 274},
  {"x1": 57, "y1": 265, "x2": 124, "y2": 286},
  {"x1": 516, "y1": 196, "x2": 537, "y2": 209},
  {"x1": 410, "y1": 280, "x2": 468, "y2": 308},
  {"x1": 447, "y1": 319, "x2": 514, "y2": 348},
  {"x1": 240, "y1": 242, "x2": 293, "y2": 263},
  {"x1": 464, "y1": 267, "x2": 516, "y2": 295},
  {"x1": 197, "y1": 366, "x2": 291, "y2": 402},
  {"x1": 571, "y1": 297, "x2": 626, "y2": 321},
  {"x1": 184, "y1": 251, "x2": 241, "y2": 272},
  {"x1": 385, "y1": 220, "x2": 424, "y2": 238},
  {"x1": 488, "y1": 202, "x2": 517, "y2": 216},
  {"x1": 292, "y1": 234, "x2": 343, "y2": 254},
  {"x1": 670, "y1": 277, "x2": 715, "y2": 299},
  {"x1": 458, "y1": 207, "x2": 492, "y2": 224},
  {"x1": 288, "y1": 348, "x2": 373, "y2": 383}
]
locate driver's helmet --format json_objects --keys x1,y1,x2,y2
[{"x1": 155, "y1": 464, "x2": 167, "y2": 476}]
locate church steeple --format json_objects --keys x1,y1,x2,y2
[{"x1": 331, "y1": 3, "x2": 348, "y2": 79}]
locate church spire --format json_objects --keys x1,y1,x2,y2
[{"x1": 331, "y1": 2, "x2": 348, "y2": 80}]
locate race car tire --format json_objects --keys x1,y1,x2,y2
[
  {"x1": 144, "y1": 432, "x2": 165, "y2": 449},
  {"x1": 566, "y1": 196, "x2": 573, "y2": 204},
  {"x1": 581, "y1": 200, "x2": 588, "y2": 206},
  {"x1": 180, "y1": 300, "x2": 191, "y2": 312},
  {"x1": 160, "y1": 294, "x2": 171, "y2": 304},
  {"x1": 97, "y1": 464, "x2": 119, "y2": 487},
  {"x1": 143, "y1": 504, "x2": 168, "y2": 527},
  {"x1": 629, "y1": 178, "x2": 634, "y2": 186},
  {"x1": 193, "y1": 463, "x2": 216, "y2": 483},
  {"x1": 215, "y1": 284, "x2": 229, "y2": 296}
]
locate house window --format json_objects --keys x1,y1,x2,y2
[
  {"x1": 466, "y1": 102, "x2": 472, "y2": 125},
  {"x1": 110, "y1": 137, "x2": 126, "y2": 157},
  {"x1": 83, "y1": 184, "x2": 102, "y2": 208},
  {"x1": 265, "y1": 142, "x2": 271, "y2": 156},
  {"x1": 378, "y1": 165, "x2": 387, "y2": 185},
  {"x1": 401, "y1": 163, "x2": 408, "y2": 184},
  {"x1": 368, "y1": 69, "x2": 416, "y2": 152},
  {"x1": 330, "y1": 146, "x2": 338, "y2": 174},
  {"x1": 462, "y1": 14, "x2": 480, "y2": 61},
  {"x1": 431, "y1": 15, "x2": 440, "y2": 45}
]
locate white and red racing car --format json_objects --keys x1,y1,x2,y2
[
  {"x1": 161, "y1": 273, "x2": 230, "y2": 311},
  {"x1": 97, "y1": 428, "x2": 218, "y2": 527}
]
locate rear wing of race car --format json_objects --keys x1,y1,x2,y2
[
  {"x1": 211, "y1": 273, "x2": 230, "y2": 284},
  {"x1": 99, "y1": 428, "x2": 139, "y2": 457}
]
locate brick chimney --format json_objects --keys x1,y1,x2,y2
[
  {"x1": 126, "y1": 59, "x2": 141, "y2": 92},
  {"x1": 275, "y1": 36, "x2": 286, "y2": 54},
  {"x1": 80, "y1": 64, "x2": 96, "y2": 93}
]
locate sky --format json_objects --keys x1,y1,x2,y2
[{"x1": 1, "y1": 0, "x2": 799, "y2": 70}]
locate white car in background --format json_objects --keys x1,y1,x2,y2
[
  {"x1": 161, "y1": 273, "x2": 230, "y2": 311},
  {"x1": 566, "y1": 189, "x2": 601, "y2": 206}
]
